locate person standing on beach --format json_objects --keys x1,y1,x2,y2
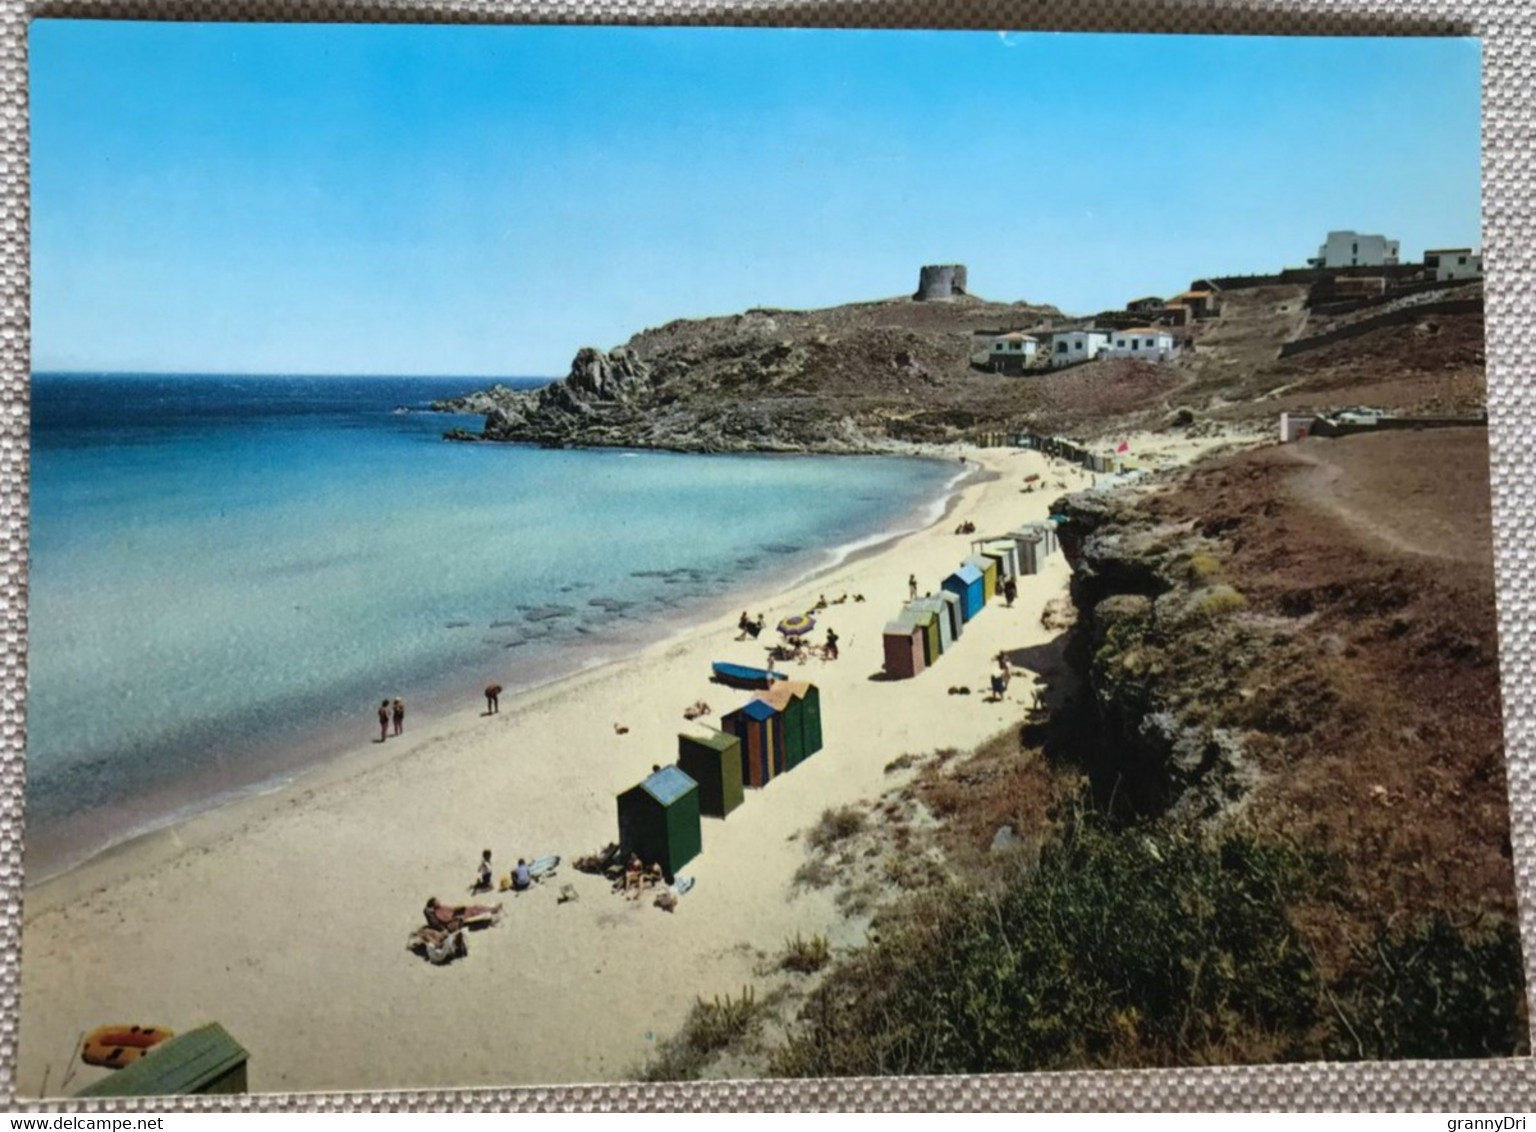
[
  {"x1": 378, "y1": 699, "x2": 390, "y2": 743},
  {"x1": 485, "y1": 683, "x2": 502, "y2": 714},
  {"x1": 392, "y1": 697, "x2": 405, "y2": 737},
  {"x1": 1003, "y1": 576, "x2": 1018, "y2": 608},
  {"x1": 908, "y1": 574, "x2": 918, "y2": 601}
]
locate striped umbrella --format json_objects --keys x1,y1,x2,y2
[{"x1": 777, "y1": 613, "x2": 817, "y2": 637}]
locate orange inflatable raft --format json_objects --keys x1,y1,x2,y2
[{"x1": 81, "y1": 1024, "x2": 175, "y2": 1069}]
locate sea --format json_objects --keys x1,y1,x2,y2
[{"x1": 26, "y1": 373, "x2": 960, "y2": 880}]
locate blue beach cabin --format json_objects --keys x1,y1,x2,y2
[{"x1": 943, "y1": 563, "x2": 985, "y2": 622}]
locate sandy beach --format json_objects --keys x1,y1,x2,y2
[{"x1": 16, "y1": 434, "x2": 1246, "y2": 1097}]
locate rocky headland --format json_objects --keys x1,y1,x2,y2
[{"x1": 433, "y1": 293, "x2": 1072, "y2": 453}]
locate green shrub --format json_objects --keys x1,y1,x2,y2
[
  {"x1": 808, "y1": 806, "x2": 867, "y2": 851},
  {"x1": 1186, "y1": 553, "x2": 1223, "y2": 583},
  {"x1": 772, "y1": 819, "x2": 1321, "y2": 1077},
  {"x1": 781, "y1": 932, "x2": 833, "y2": 974},
  {"x1": 1329, "y1": 915, "x2": 1526, "y2": 1061},
  {"x1": 1194, "y1": 586, "x2": 1247, "y2": 620},
  {"x1": 643, "y1": 986, "x2": 762, "y2": 1081}
]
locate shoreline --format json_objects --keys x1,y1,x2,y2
[
  {"x1": 18, "y1": 435, "x2": 1242, "y2": 1096},
  {"x1": 24, "y1": 449, "x2": 972, "y2": 887}
]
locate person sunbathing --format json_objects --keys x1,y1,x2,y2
[
  {"x1": 408, "y1": 926, "x2": 468, "y2": 965},
  {"x1": 683, "y1": 700, "x2": 712, "y2": 721},
  {"x1": 424, "y1": 896, "x2": 502, "y2": 932}
]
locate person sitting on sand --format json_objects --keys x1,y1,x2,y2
[
  {"x1": 814, "y1": 595, "x2": 828, "y2": 610},
  {"x1": 683, "y1": 700, "x2": 712, "y2": 721},
  {"x1": 475, "y1": 849, "x2": 493, "y2": 893},
  {"x1": 513, "y1": 858, "x2": 532, "y2": 892},
  {"x1": 424, "y1": 896, "x2": 502, "y2": 932},
  {"x1": 645, "y1": 862, "x2": 664, "y2": 889},
  {"x1": 853, "y1": 594, "x2": 865, "y2": 603},
  {"x1": 623, "y1": 854, "x2": 645, "y2": 899}
]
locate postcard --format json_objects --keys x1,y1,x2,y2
[{"x1": 18, "y1": 22, "x2": 1516, "y2": 1100}]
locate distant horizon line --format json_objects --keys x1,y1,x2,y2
[{"x1": 31, "y1": 369, "x2": 560, "y2": 381}]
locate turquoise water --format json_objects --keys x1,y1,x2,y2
[{"x1": 27, "y1": 374, "x2": 957, "y2": 877}]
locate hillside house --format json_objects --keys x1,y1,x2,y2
[
  {"x1": 1107, "y1": 327, "x2": 1181, "y2": 362},
  {"x1": 1126, "y1": 296, "x2": 1165, "y2": 313},
  {"x1": 989, "y1": 332, "x2": 1039, "y2": 375},
  {"x1": 1049, "y1": 329, "x2": 1111, "y2": 367},
  {"x1": 1425, "y1": 247, "x2": 1483, "y2": 281},
  {"x1": 1158, "y1": 303, "x2": 1192, "y2": 327},
  {"x1": 1309, "y1": 230, "x2": 1401, "y2": 269},
  {"x1": 1170, "y1": 289, "x2": 1219, "y2": 319}
]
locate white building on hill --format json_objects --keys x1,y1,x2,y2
[
  {"x1": 1049, "y1": 329, "x2": 1111, "y2": 367},
  {"x1": 1106, "y1": 327, "x2": 1181, "y2": 362},
  {"x1": 1424, "y1": 247, "x2": 1483, "y2": 281},
  {"x1": 1310, "y1": 230, "x2": 1401, "y2": 268},
  {"x1": 989, "y1": 332, "x2": 1039, "y2": 375}
]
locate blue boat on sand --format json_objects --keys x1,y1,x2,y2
[{"x1": 710, "y1": 662, "x2": 787, "y2": 690}]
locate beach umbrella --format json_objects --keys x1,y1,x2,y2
[{"x1": 778, "y1": 613, "x2": 817, "y2": 637}]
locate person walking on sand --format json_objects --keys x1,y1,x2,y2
[
  {"x1": 1003, "y1": 576, "x2": 1018, "y2": 608},
  {"x1": 484, "y1": 683, "x2": 502, "y2": 714},
  {"x1": 824, "y1": 626, "x2": 840, "y2": 661},
  {"x1": 377, "y1": 699, "x2": 390, "y2": 743},
  {"x1": 392, "y1": 697, "x2": 405, "y2": 737},
  {"x1": 908, "y1": 574, "x2": 918, "y2": 601}
]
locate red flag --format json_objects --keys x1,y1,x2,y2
[{"x1": 1116, "y1": 441, "x2": 1129, "y2": 453}]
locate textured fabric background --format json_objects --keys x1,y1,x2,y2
[{"x1": 0, "y1": 0, "x2": 1529, "y2": 1112}]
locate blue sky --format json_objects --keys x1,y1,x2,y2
[{"x1": 30, "y1": 24, "x2": 1482, "y2": 376}]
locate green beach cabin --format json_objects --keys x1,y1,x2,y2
[
  {"x1": 754, "y1": 680, "x2": 824, "y2": 771},
  {"x1": 616, "y1": 764, "x2": 702, "y2": 878},
  {"x1": 677, "y1": 730, "x2": 744, "y2": 819},
  {"x1": 76, "y1": 1024, "x2": 249, "y2": 1098}
]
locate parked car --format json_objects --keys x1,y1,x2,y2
[{"x1": 1333, "y1": 406, "x2": 1387, "y2": 425}]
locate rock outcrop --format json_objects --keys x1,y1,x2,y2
[
  {"x1": 1052, "y1": 488, "x2": 1260, "y2": 820},
  {"x1": 432, "y1": 293, "x2": 1068, "y2": 453}
]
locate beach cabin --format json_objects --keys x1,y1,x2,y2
[
  {"x1": 723, "y1": 698, "x2": 783, "y2": 788},
  {"x1": 982, "y1": 539, "x2": 1020, "y2": 580},
  {"x1": 911, "y1": 597, "x2": 955, "y2": 654},
  {"x1": 677, "y1": 730, "x2": 745, "y2": 819},
  {"x1": 942, "y1": 563, "x2": 985, "y2": 622},
  {"x1": 617, "y1": 765, "x2": 702, "y2": 877},
  {"x1": 935, "y1": 589, "x2": 964, "y2": 640},
  {"x1": 754, "y1": 680, "x2": 823, "y2": 771},
  {"x1": 965, "y1": 555, "x2": 999, "y2": 602},
  {"x1": 902, "y1": 606, "x2": 942, "y2": 667},
  {"x1": 76, "y1": 1024, "x2": 249, "y2": 1098},
  {"x1": 883, "y1": 620, "x2": 926, "y2": 680},
  {"x1": 1011, "y1": 526, "x2": 1048, "y2": 575}
]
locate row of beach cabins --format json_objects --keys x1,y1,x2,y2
[
  {"x1": 613, "y1": 680, "x2": 826, "y2": 881},
  {"x1": 882, "y1": 519, "x2": 1061, "y2": 680}
]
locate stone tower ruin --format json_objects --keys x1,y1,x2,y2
[{"x1": 915, "y1": 264, "x2": 968, "y2": 301}]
